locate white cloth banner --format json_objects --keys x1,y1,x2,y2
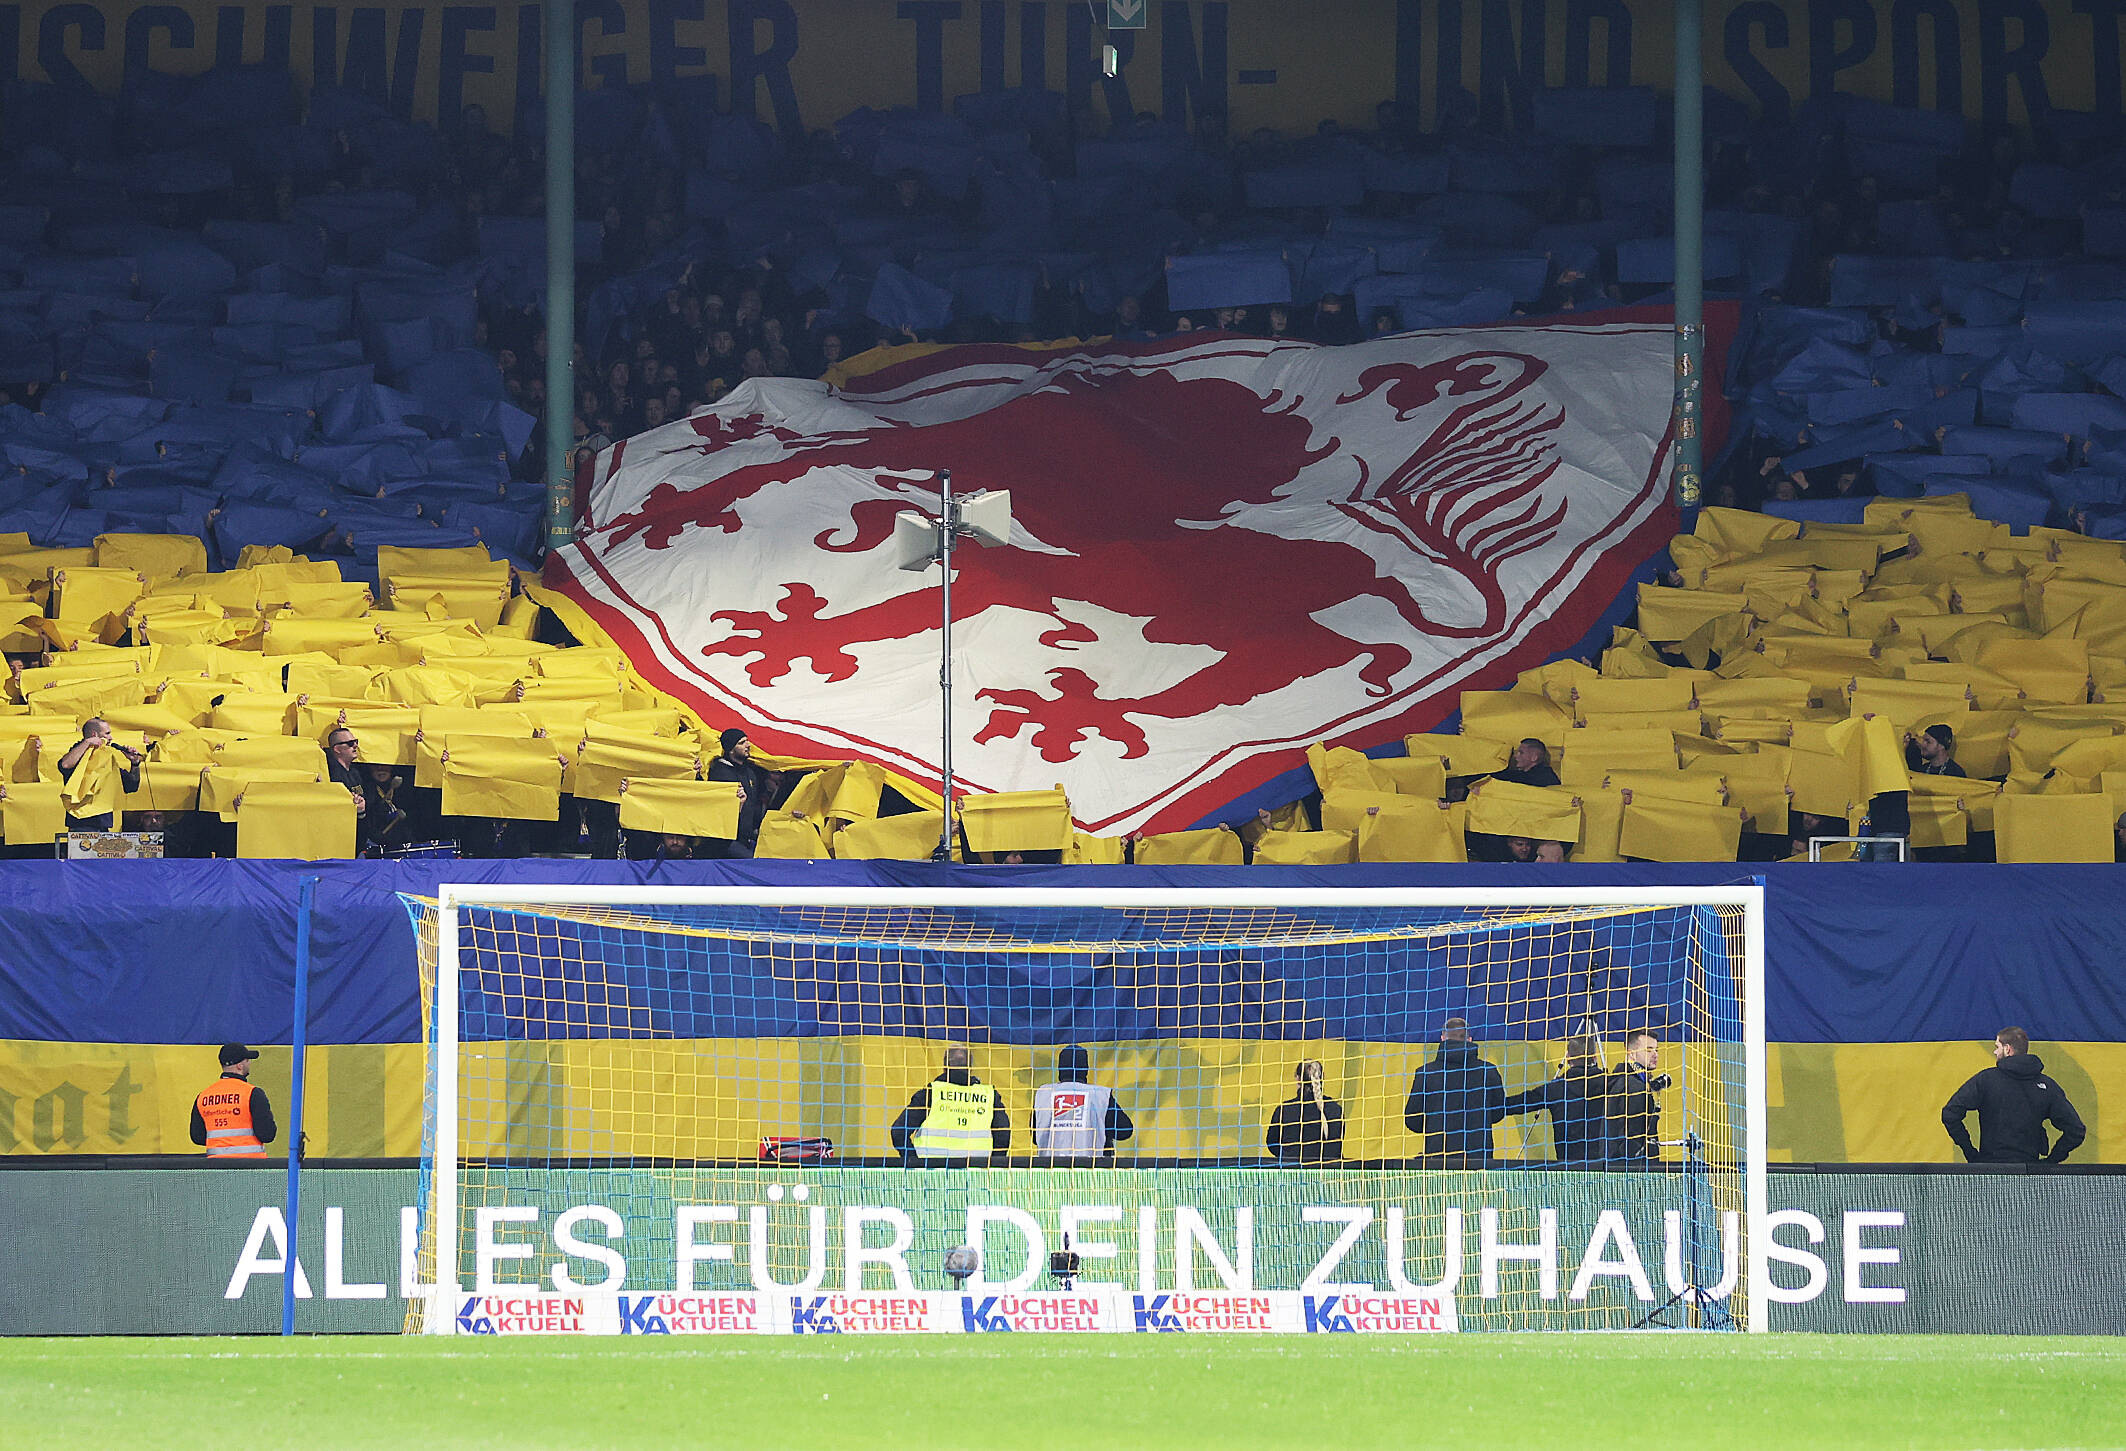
[{"x1": 552, "y1": 324, "x2": 1678, "y2": 833}]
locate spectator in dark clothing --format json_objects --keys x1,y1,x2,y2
[
  {"x1": 1502, "y1": 1035, "x2": 1615, "y2": 1163},
  {"x1": 1858, "y1": 788, "x2": 1910, "y2": 861},
  {"x1": 1907, "y1": 724, "x2": 1967, "y2": 777},
  {"x1": 1495, "y1": 738, "x2": 1560, "y2": 788},
  {"x1": 1606, "y1": 1030, "x2": 1670, "y2": 1162},
  {"x1": 324, "y1": 727, "x2": 369, "y2": 828},
  {"x1": 1942, "y1": 1026, "x2": 2086, "y2": 1164},
  {"x1": 1311, "y1": 295, "x2": 1362, "y2": 345},
  {"x1": 890, "y1": 1045, "x2": 1011, "y2": 1166},
  {"x1": 358, "y1": 764, "x2": 416, "y2": 850},
  {"x1": 703, "y1": 728, "x2": 776, "y2": 858},
  {"x1": 1267, "y1": 1059, "x2": 1345, "y2": 1163},
  {"x1": 1404, "y1": 1017, "x2": 1506, "y2": 1163},
  {"x1": 56, "y1": 718, "x2": 143, "y2": 830}
]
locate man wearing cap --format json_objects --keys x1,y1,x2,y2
[
  {"x1": 1403, "y1": 1018, "x2": 1506, "y2": 1165},
  {"x1": 1032, "y1": 1045, "x2": 1135, "y2": 1164},
  {"x1": 190, "y1": 1045, "x2": 278, "y2": 1160},
  {"x1": 704, "y1": 729, "x2": 777, "y2": 858},
  {"x1": 1907, "y1": 725, "x2": 1967, "y2": 777}
]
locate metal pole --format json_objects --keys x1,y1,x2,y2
[
  {"x1": 542, "y1": 0, "x2": 578, "y2": 556},
  {"x1": 280, "y1": 873, "x2": 318, "y2": 1337},
  {"x1": 1672, "y1": 0, "x2": 1704, "y2": 511},
  {"x1": 935, "y1": 470, "x2": 955, "y2": 862}
]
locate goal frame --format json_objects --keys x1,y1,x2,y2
[{"x1": 427, "y1": 883, "x2": 1768, "y2": 1332}]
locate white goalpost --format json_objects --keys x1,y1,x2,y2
[{"x1": 409, "y1": 884, "x2": 1768, "y2": 1336}]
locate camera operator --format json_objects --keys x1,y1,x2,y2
[{"x1": 1606, "y1": 1030, "x2": 1672, "y2": 1162}]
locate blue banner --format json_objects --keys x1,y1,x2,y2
[{"x1": 1, "y1": 861, "x2": 2123, "y2": 1047}]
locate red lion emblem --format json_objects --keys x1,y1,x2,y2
[{"x1": 559, "y1": 326, "x2": 1681, "y2": 832}]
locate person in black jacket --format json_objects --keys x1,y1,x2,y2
[
  {"x1": 1501, "y1": 1035, "x2": 1615, "y2": 1163},
  {"x1": 1494, "y1": 739, "x2": 1560, "y2": 788},
  {"x1": 1403, "y1": 1018, "x2": 1505, "y2": 1164},
  {"x1": 1942, "y1": 1027, "x2": 2086, "y2": 1164},
  {"x1": 1267, "y1": 1060, "x2": 1345, "y2": 1163},
  {"x1": 1605, "y1": 1030, "x2": 1671, "y2": 1163},
  {"x1": 703, "y1": 729, "x2": 777, "y2": 858}
]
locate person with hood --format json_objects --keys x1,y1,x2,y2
[
  {"x1": 1500, "y1": 1029, "x2": 1616, "y2": 1163},
  {"x1": 1266, "y1": 1059, "x2": 1345, "y2": 1163},
  {"x1": 1032, "y1": 1044, "x2": 1135, "y2": 1163},
  {"x1": 1942, "y1": 1027, "x2": 2085, "y2": 1164},
  {"x1": 1403, "y1": 1017, "x2": 1506, "y2": 1164},
  {"x1": 891, "y1": 1045, "x2": 1011, "y2": 1166}
]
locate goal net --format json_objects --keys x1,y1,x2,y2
[{"x1": 403, "y1": 887, "x2": 1765, "y2": 1335}]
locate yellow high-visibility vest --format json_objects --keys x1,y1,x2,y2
[{"x1": 912, "y1": 1080, "x2": 995, "y2": 1159}]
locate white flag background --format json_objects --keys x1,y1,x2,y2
[{"x1": 550, "y1": 322, "x2": 1681, "y2": 834}]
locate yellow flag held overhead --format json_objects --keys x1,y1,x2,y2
[
  {"x1": 0, "y1": 781, "x2": 63, "y2": 845},
  {"x1": 1355, "y1": 802, "x2": 1466, "y2": 863},
  {"x1": 1254, "y1": 829, "x2": 1357, "y2": 865},
  {"x1": 1464, "y1": 779, "x2": 1581, "y2": 842},
  {"x1": 1994, "y1": 794, "x2": 2117, "y2": 864},
  {"x1": 438, "y1": 737, "x2": 567, "y2": 822},
  {"x1": 1369, "y1": 756, "x2": 1446, "y2": 798},
  {"x1": 572, "y1": 732, "x2": 701, "y2": 802},
  {"x1": 754, "y1": 811, "x2": 830, "y2": 860},
  {"x1": 618, "y1": 779, "x2": 744, "y2": 838},
  {"x1": 1457, "y1": 691, "x2": 1570, "y2": 749},
  {"x1": 1400, "y1": 734, "x2": 1508, "y2": 776},
  {"x1": 834, "y1": 810, "x2": 947, "y2": 861},
  {"x1": 1064, "y1": 831, "x2": 1128, "y2": 865},
  {"x1": 1132, "y1": 827, "x2": 1244, "y2": 865},
  {"x1": 1618, "y1": 797, "x2": 1745, "y2": 862},
  {"x1": 212, "y1": 737, "x2": 327, "y2": 772},
  {"x1": 1572, "y1": 789, "x2": 1626, "y2": 863},
  {"x1": 56, "y1": 743, "x2": 122, "y2": 818},
  {"x1": 201, "y1": 766, "x2": 324, "y2": 820},
  {"x1": 236, "y1": 781, "x2": 358, "y2": 859},
  {"x1": 959, "y1": 789, "x2": 1072, "y2": 854},
  {"x1": 1824, "y1": 714, "x2": 1907, "y2": 802}
]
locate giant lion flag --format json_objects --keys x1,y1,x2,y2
[{"x1": 548, "y1": 312, "x2": 1724, "y2": 835}]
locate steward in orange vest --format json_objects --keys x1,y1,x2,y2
[{"x1": 191, "y1": 1044, "x2": 278, "y2": 1159}]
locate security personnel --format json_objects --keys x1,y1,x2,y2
[
  {"x1": 190, "y1": 1044, "x2": 278, "y2": 1159},
  {"x1": 890, "y1": 1046, "x2": 1010, "y2": 1166}
]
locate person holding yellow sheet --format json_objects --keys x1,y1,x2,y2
[
  {"x1": 703, "y1": 729, "x2": 778, "y2": 859},
  {"x1": 57, "y1": 718, "x2": 143, "y2": 830},
  {"x1": 324, "y1": 729, "x2": 369, "y2": 823},
  {"x1": 1907, "y1": 724, "x2": 1967, "y2": 779},
  {"x1": 1494, "y1": 738, "x2": 1559, "y2": 788}
]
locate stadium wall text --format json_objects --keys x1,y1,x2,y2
[
  {"x1": 0, "y1": 1, "x2": 2114, "y2": 138},
  {"x1": 2, "y1": 1167, "x2": 2119, "y2": 1335}
]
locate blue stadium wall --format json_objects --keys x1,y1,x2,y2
[
  {"x1": 0, "y1": 861, "x2": 2118, "y2": 1163},
  {"x1": 0, "y1": 1, "x2": 2112, "y2": 139}
]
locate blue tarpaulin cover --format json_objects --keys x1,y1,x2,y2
[{"x1": 0, "y1": 862, "x2": 2118, "y2": 1047}]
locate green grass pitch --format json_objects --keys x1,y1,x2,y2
[{"x1": 4, "y1": 1335, "x2": 2121, "y2": 1450}]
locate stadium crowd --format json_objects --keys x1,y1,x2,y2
[{"x1": 3, "y1": 55, "x2": 2126, "y2": 863}]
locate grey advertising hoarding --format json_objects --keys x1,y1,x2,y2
[{"x1": 2, "y1": 1169, "x2": 2117, "y2": 1336}]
